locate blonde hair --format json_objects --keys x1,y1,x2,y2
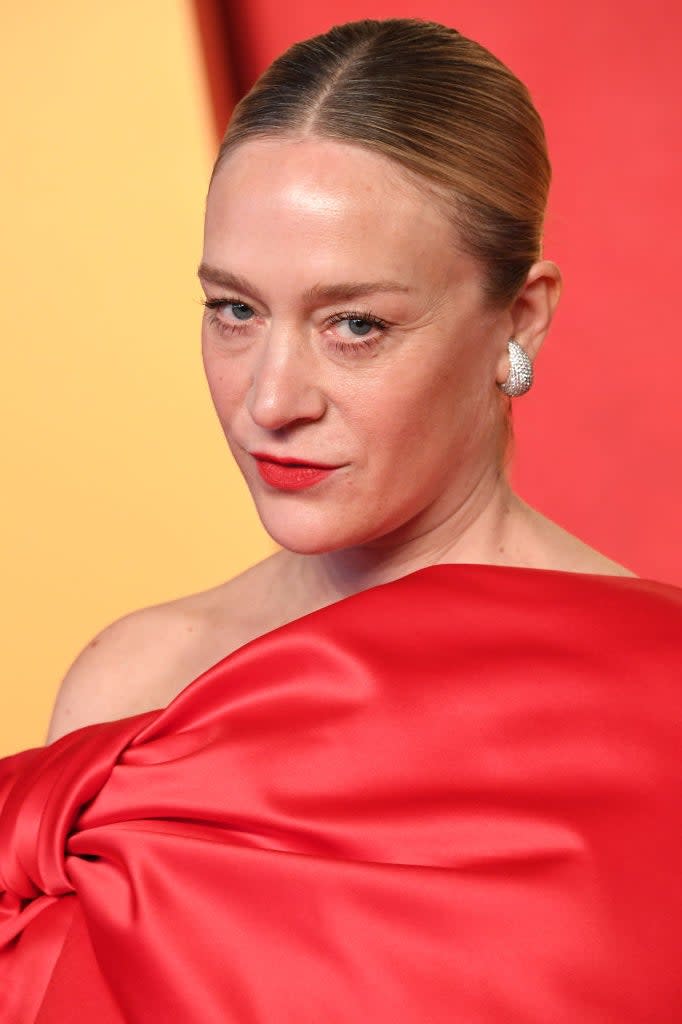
[{"x1": 211, "y1": 17, "x2": 551, "y2": 310}]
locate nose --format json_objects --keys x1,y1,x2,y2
[{"x1": 246, "y1": 329, "x2": 327, "y2": 431}]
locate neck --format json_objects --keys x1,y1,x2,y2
[{"x1": 276, "y1": 463, "x2": 527, "y2": 609}]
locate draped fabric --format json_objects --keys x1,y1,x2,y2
[{"x1": 1, "y1": 563, "x2": 681, "y2": 1023}]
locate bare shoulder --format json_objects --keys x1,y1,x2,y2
[{"x1": 45, "y1": 554, "x2": 284, "y2": 745}]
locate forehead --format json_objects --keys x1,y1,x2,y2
[{"x1": 203, "y1": 137, "x2": 464, "y2": 286}]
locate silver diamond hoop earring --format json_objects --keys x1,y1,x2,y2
[{"x1": 498, "y1": 338, "x2": 533, "y2": 397}]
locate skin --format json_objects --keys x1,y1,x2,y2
[
  {"x1": 43, "y1": 132, "x2": 637, "y2": 744},
  {"x1": 199, "y1": 135, "x2": 631, "y2": 612}
]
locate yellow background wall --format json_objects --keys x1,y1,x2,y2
[{"x1": 0, "y1": 2, "x2": 275, "y2": 757}]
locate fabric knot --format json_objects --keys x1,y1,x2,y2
[{"x1": 0, "y1": 715, "x2": 151, "y2": 904}]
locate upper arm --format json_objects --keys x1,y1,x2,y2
[{"x1": 45, "y1": 603, "x2": 200, "y2": 745}]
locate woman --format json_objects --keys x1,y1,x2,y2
[{"x1": 2, "y1": 17, "x2": 680, "y2": 1023}]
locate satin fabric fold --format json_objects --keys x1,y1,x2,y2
[{"x1": 1, "y1": 563, "x2": 681, "y2": 1022}]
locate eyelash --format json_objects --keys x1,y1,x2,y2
[{"x1": 202, "y1": 298, "x2": 388, "y2": 354}]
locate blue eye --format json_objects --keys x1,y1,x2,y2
[
  {"x1": 202, "y1": 297, "x2": 255, "y2": 337},
  {"x1": 345, "y1": 317, "x2": 373, "y2": 336},
  {"x1": 327, "y1": 310, "x2": 387, "y2": 338},
  {"x1": 203, "y1": 299, "x2": 253, "y2": 321},
  {"x1": 325, "y1": 310, "x2": 389, "y2": 356}
]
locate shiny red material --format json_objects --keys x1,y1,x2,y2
[{"x1": 1, "y1": 563, "x2": 681, "y2": 1022}]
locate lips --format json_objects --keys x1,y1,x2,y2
[
  {"x1": 254, "y1": 457, "x2": 339, "y2": 492},
  {"x1": 251, "y1": 451, "x2": 342, "y2": 469}
]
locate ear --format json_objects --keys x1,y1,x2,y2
[{"x1": 495, "y1": 260, "x2": 562, "y2": 386}]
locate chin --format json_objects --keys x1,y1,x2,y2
[
  {"x1": 261, "y1": 522, "x2": 351, "y2": 555},
  {"x1": 253, "y1": 504, "x2": 367, "y2": 555}
]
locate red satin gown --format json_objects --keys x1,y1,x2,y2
[{"x1": 1, "y1": 563, "x2": 681, "y2": 1022}]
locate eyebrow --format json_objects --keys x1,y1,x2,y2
[{"x1": 197, "y1": 262, "x2": 412, "y2": 305}]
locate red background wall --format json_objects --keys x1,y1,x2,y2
[{"x1": 193, "y1": 0, "x2": 682, "y2": 586}]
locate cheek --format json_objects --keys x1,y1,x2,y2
[
  {"x1": 201, "y1": 339, "x2": 248, "y2": 422},
  {"x1": 356, "y1": 348, "x2": 486, "y2": 468},
  {"x1": 349, "y1": 387, "x2": 446, "y2": 473}
]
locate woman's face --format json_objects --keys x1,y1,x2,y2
[{"x1": 200, "y1": 136, "x2": 508, "y2": 555}]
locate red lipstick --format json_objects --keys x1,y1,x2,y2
[{"x1": 251, "y1": 452, "x2": 342, "y2": 492}]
